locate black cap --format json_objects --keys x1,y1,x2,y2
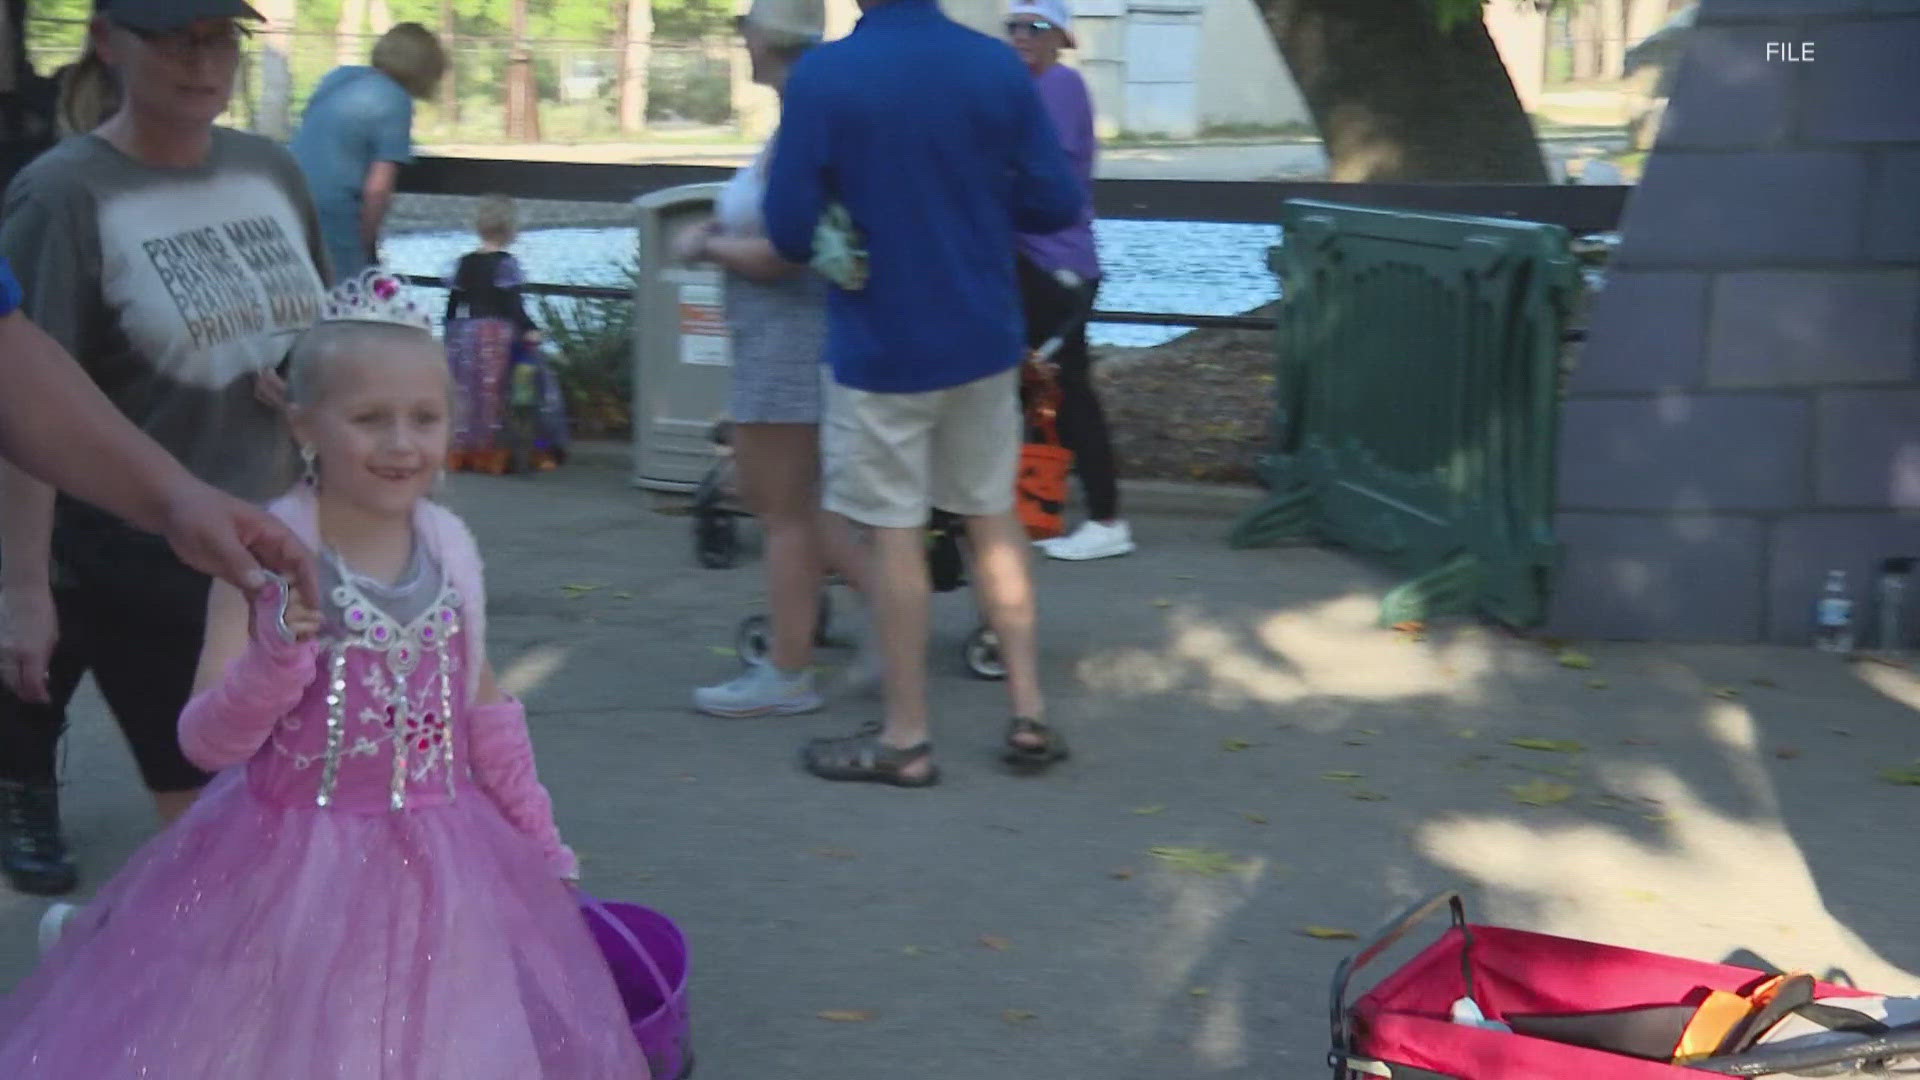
[{"x1": 97, "y1": 0, "x2": 264, "y2": 33}]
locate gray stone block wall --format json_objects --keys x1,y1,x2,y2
[{"x1": 1549, "y1": 0, "x2": 1920, "y2": 645}]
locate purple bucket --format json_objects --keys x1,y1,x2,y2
[{"x1": 580, "y1": 894, "x2": 692, "y2": 1080}]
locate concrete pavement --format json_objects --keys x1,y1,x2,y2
[{"x1": 4, "y1": 447, "x2": 1917, "y2": 1077}]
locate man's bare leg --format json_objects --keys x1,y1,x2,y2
[
  {"x1": 870, "y1": 525, "x2": 935, "y2": 773},
  {"x1": 964, "y1": 510, "x2": 1044, "y2": 729}
]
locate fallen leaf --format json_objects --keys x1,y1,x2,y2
[
  {"x1": 1391, "y1": 620, "x2": 1426, "y2": 633},
  {"x1": 813, "y1": 847, "x2": 858, "y2": 860},
  {"x1": 1509, "y1": 779, "x2": 1575, "y2": 807},
  {"x1": 1221, "y1": 738, "x2": 1253, "y2": 752},
  {"x1": 1712, "y1": 686, "x2": 1741, "y2": 700},
  {"x1": 1358, "y1": 728, "x2": 1380, "y2": 737},
  {"x1": 1189, "y1": 987, "x2": 1212, "y2": 998},
  {"x1": 1644, "y1": 812, "x2": 1675, "y2": 824},
  {"x1": 1132, "y1": 804, "x2": 1168, "y2": 816},
  {"x1": 1002, "y1": 1009, "x2": 1038, "y2": 1024},
  {"x1": 1152, "y1": 598, "x2": 1173, "y2": 609},
  {"x1": 1344, "y1": 737, "x2": 1371, "y2": 747},
  {"x1": 901, "y1": 945, "x2": 928, "y2": 957},
  {"x1": 1174, "y1": 573, "x2": 1197, "y2": 581},
  {"x1": 707, "y1": 645, "x2": 738, "y2": 657},
  {"x1": 1621, "y1": 737, "x2": 1659, "y2": 747},
  {"x1": 1557, "y1": 649, "x2": 1594, "y2": 670},
  {"x1": 1243, "y1": 812, "x2": 1269, "y2": 825},
  {"x1": 612, "y1": 590, "x2": 636, "y2": 600},
  {"x1": 1624, "y1": 889, "x2": 1661, "y2": 903},
  {"x1": 818, "y1": 1010, "x2": 875, "y2": 1023},
  {"x1": 1457, "y1": 729, "x2": 1479, "y2": 739},
  {"x1": 1301, "y1": 926, "x2": 1359, "y2": 940},
  {"x1": 1149, "y1": 846, "x2": 1247, "y2": 877},
  {"x1": 1775, "y1": 746, "x2": 1802, "y2": 761},
  {"x1": 979, "y1": 935, "x2": 1012, "y2": 952},
  {"x1": 1322, "y1": 771, "x2": 1364, "y2": 782},
  {"x1": 1509, "y1": 737, "x2": 1585, "y2": 753},
  {"x1": 1879, "y1": 764, "x2": 1920, "y2": 786},
  {"x1": 1830, "y1": 727, "x2": 1856, "y2": 738},
  {"x1": 1109, "y1": 867, "x2": 1136, "y2": 881},
  {"x1": 1348, "y1": 790, "x2": 1389, "y2": 802},
  {"x1": 1586, "y1": 678, "x2": 1610, "y2": 690},
  {"x1": 1751, "y1": 677, "x2": 1778, "y2": 689}
]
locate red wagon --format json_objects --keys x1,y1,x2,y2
[{"x1": 1331, "y1": 892, "x2": 1918, "y2": 1079}]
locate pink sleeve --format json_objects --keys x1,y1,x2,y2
[
  {"x1": 467, "y1": 697, "x2": 579, "y2": 881},
  {"x1": 177, "y1": 638, "x2": 321, "y2": 773}
]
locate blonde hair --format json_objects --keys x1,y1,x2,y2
[
  {"x1": 474, "y1": 194, "x2": 517, "y2": 245},
  {"x1": 287, "y1": 321, "x2": 444, "y2": 408},
  {"x1": 54, "y1": 48, "x2": 119, "y2": 136},
  {"x1": 370, "y1": 23, "x2": 447, "y2": 100}
]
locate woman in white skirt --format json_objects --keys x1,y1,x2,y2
[{"x1": 673, "y1": 0, "x2": 872, "y2": 718}]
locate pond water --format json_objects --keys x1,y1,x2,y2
[{"x1": 384, "y1": 219, "x2": 1285, "y2": 349}]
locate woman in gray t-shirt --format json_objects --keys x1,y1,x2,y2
[
  {"x1": 670, "y1": 0, "x2": 873, "y2": 719},
  {"x1": 0, "y1": 0, "x2": 329, "y2": 899}
]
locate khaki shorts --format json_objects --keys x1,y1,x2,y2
[{"x1": 822, "y1": 367, "x2": 1020, "y2": 529}]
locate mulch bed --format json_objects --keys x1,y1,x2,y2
[{"x1": 1093, "y1": 302, "x2": 1277, "y2": 486}]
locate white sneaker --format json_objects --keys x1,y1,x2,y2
[
  {"x1": 1040, "y1": 520, "x2": 1135, "y2": 561},
  {"x1": 37, "y1": 902, "x2": 76, "y2": 955},
  {"x1": 694, "y1": 662, "x2": 824, "y2": 718}
]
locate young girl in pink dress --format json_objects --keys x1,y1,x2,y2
[{"x1": 0, "y1": 270, "x2": 650, "y2": 1078}]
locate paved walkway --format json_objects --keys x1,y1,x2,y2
[{"x1": 4, "y1": 448, "x2": 1916, "y2": 1077}]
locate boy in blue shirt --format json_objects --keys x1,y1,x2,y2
[{"x1": 764, "y1": 0, "x2": 1083, "y2": 786}]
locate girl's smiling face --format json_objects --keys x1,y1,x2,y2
[{"x1": 290, "y1": 328, "x2": 451, "y2": 518}]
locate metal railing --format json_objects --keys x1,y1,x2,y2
[{"x1": 396, "y1": 158, "x2": 1625, "y2": 335}]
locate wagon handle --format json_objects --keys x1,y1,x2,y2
[{"x1": 1329, "y1": 890, "x2": 1469, "y2": 1056}]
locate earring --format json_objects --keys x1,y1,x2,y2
[{"x1": 300, "y1": 445, "x2": 319, "y2": 487}]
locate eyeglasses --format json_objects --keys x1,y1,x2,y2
[
  {"x1": 1005, "y1": 19, "x2": 1057, "y2": 38},
  {"x1": 121, "y1": 21, "x2": 253, "y2": 61}
]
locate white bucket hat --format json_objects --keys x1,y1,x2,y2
[{"x1": 1008, "y1": 0, "x2": 1076, "y2": 48}]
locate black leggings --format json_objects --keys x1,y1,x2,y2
[
  {"x1": 0, "y1": 524, "x2": 211, "y2": 793},
  {"x1": 1017, "y1": 256, "x2": 1120, "y2": 522}
]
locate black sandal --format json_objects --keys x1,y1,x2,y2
[
  {"x1": 1002, "y1": 717, "x2": 1069, "y2": 774},
  {"x1": 801, "y1": 730, "x2": 941, "y2": 788}
]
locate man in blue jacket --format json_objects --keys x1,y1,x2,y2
[{"x1": 764, "y1": 0, "x2": 1083, "y2": 787}]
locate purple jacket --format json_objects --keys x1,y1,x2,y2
[{"x1": 1018, "y1": 62, "x2": 1101, "y2": 280}]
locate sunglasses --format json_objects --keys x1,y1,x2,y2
[{"x1": 1005, "y1": 18, "x2": 1058, "y2": 38}]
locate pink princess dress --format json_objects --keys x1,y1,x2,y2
[{"x1": 0, "y1": 488, "x2": 649, "y2": 1078}]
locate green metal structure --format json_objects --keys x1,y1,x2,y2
[{"x1": 1228, "y1": 199, "x2": 1582, "y2": 628}]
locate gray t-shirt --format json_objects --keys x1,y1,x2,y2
[{"x1": 0, "y1": 128, "x2": 330, "y2": 526}]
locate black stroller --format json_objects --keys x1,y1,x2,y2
[{"x1": 691, "y1": 431, "x2": 1005, "y2": 682}]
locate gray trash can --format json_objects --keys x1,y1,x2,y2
[{"x1": 631, "y1": 182, "x2": 730, "y2": 492}]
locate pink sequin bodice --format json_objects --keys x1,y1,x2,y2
[{"x1": 245, "y1": 574, "x2": 472, "y2": 813}]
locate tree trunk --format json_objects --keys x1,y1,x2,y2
[
  {"x1": 255, "y1": 0, "x2": 295, "y2": 139},
  {"x1": 438, "y1": 0, "x2": 458, "y2": 124},
  {"x1": 1253, "y1": 0, "x2": 1547, "y2": 182},
  {"x1": 618, "y1": 0, "x2": 651, "y2": 135},
  {"x1": 505, "y1": 0, "x2": 541, "y2": 142},
  {"x1": 335, "y1": 0, "x2": 365, "y2": 69}
]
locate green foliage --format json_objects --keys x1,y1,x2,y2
[{"x1": 533, "y1": 264, "x2": 640, "y2": 436}]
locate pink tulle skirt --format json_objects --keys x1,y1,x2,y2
[{"x1": 0, "y1": 771, "x2": 649, "y2": 1078}]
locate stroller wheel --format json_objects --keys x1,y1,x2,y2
[
  {"x1": 735, "y1": 614, "x2": 772, "y2": 666},
  {"x1": 694, "y1": 511, "x2": 738, "y2": 569},
  {"x1": 962, "y1": 625, "x2": 1006, "y2": 681}
]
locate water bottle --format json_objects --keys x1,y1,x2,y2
[
  {"x1": 1878, "y1": 557, "x2": 1914, "y2": 653},
  {"x1": 1814, "y1": 570, "x2": 1855, "y2": 654}
]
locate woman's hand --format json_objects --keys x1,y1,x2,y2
[
  {"x1": 0, "y1": 582, "x2": 59, "y2": 704},
  {"x1": 671, "y1": 220, "x2": 718, "y2": 265}
]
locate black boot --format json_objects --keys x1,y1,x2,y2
[{"x1": 0, "y1": 779, "x2": 78, "y2": 896}]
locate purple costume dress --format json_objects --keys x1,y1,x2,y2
[{"x1": 0, "y1": 492, "x2": 648, "y2": 1078}]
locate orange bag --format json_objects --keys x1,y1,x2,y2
[{"x1": 1018, "y1": 358, "x2": 1075, "y2": 541}]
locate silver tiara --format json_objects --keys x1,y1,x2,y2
[{"x1": 320, "y1": 267, "x2": 434, "y2": 331}]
